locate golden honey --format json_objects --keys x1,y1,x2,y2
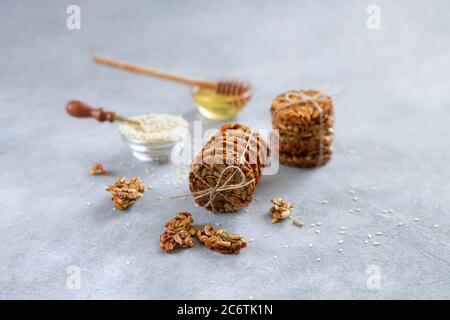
[{"x1": 191, "y1": 86, "x2": 251, "y2": 120}]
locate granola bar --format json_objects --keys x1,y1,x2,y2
[{"x1": 189, "y1": 123, "x2": 269, "y2": 213}]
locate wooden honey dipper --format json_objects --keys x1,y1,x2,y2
[
  {"x1": 66, "y1": 100, "x2": 143, "y2": 130},
  {"x1": 94, "y1": 55, "x2": 250, "y2": 97}
]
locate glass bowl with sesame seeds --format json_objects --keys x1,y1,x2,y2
[{"x1": 119, "y1": 114, "x2": 189, "y2": 164}]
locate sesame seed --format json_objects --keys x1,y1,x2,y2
[
  {"x1": 263, "y1": 234, "x2": 269, "y2": 238},
  {"x1": 367, "y1": 234, "x2": 373, "y2": 239},
  {"x1": 158, "y1": 196, "x2": 163, "y2": 200},
  {"x1": 348, "y1": 190, "x2": 355, "y2": 194},
  {"x1": 388, "y1": 209, "x2": 395, "y2": 213},
  {"x1": 353, "y1": 197, "x2": 358, "y2": 201},
  {"x1": 316, "y1": 222, "x2": 322, "y2": 226},
  {"x1": 375, "y1": 232, "x2": 383, "y2": 236},
  {"x1": 310, "y1": 223, "x2": 316, "y2": 227},
  {"x1": 322, "y1": 200, "x2": 328, "y2": 204},
  {"x1": 249, "y1": 238, "x2": 255, "y2": 242},
  {"x1": 85, "y1": 202, "x2": 91, "y2": 206},
  {"x1": 382, "y1": 209, "x2": 388, "y2": 214},
  {"x1": 284, "y1": 245, "x2": 289, "y2": 249},
  {"x1": 273, "y1": 256, "x2": 278, "y2": 259},
  {"x1": 349, "y1": 209, "x2": 354, "y2": 214},
  {"x1": 338, "y1": 240, "x2": 344, "y2": 244},
  {"x1": 338, "y1": 248, "x2": 343, "y2": 253},
  {"x1": 126, "y1": 261, "x2": 131, "y2": 265},
  {"x1": 363, "y1": 240, "x2": 369, "y2": 244},
  {"x1": 340, "y1": 226, "x2": 348, "y2": 231},
  {"x1": 316, "y1": 258, "x2": 321, "y2": 263},
  {"x1": 433, "y1": 224, "x2": 439, "y2": 228},
  {"x1": 308, "y1": 244, "x2": 313, "y2": 248},
  {"x1": 373, "y1": 242, "x2": 380, "y2": 246},
  {"x1": 355, "y1": 208, "x2": 361, "y2": 213},
  {"x1": 414, "y1": 217, "x2": 420, "y2": 222},
  {"x1": 398, "y1": 221, "x2": 404, "y2": 226},
  {"x1": 315, "y1": 229, "x2": 321, "y2": 234},
  {"x1": 339, "y1": 230, "x2": 347, "y2": 235}
]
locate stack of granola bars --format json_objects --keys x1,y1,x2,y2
[
  {"x1": 270, "y1": 89, "x2": 334, "y2": 167},
  {"x1": 189, "y1": 123, "x2": 269, "y2": 212}
]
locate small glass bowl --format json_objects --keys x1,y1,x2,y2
[
  {"x1": 191, "y1": 85, "x2": 252, "y2": 120},
  {"x1": 121, "y1": 134, "x2": 185, "y2": 164}
]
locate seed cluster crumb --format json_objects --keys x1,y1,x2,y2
[
  {"x1": 90, "y1": 163, "x2": 107, "y2": 175},
  {"x1": 105, "y1": 176, "x2": 145, "y2": 210},
  {"x1": 196, "y1": 223, "x2": 247, "y2": 254},
  {"x1": 160, "y1": 212, "x2": 196, "y2": 253},
  {"x1": 268, "y1": 197, "x2": 293, "y2": 223}
]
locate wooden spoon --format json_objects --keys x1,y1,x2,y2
[{"x1": 66, "y1": 100, "x2": 142, "y2": 129}]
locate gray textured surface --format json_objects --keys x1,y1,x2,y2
[{"x1": 1, "y1": 0, "x2": 450, "y2": 299}]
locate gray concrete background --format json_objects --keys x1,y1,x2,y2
[{"x1": 1, "y1": 0, "x2": 450, "y2": 299}]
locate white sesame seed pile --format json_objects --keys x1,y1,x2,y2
[{"x1": 119, "y1": 114, "x2": 188, "y2": 143}]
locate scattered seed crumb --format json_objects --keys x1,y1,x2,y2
[
  {"x1": 310, "y1": 223, "x2": 316, "y2": 227},
  {"x1": 352, "y1": 197, "x2": 358, "y2": 201},
  {"x1": 348, "y1": 209, "x2": 354, "y2": 214},
  {"x1": 126, "y1": 222, "x2": 130, "y2": 226},
  {"x1": 363, "y1": 240, "x2": 369, "y2": 244},
  {"x1": 373, "y1": 241, "x2": 380, "y2": 246},
  {"x1": 339, "y1": 230, "x2": 347, "y2": 235},
  {"x1": 382, "y1": 209, "x2": 388, "y2": 214},
  {"x1": 126, "y1": 261, "x2": 131, "y2": 265},
  {"x1": 414, "y1": 217, "x2": 420, "y2": 222},
  {"x1": 398, "y1": 221, "x2": 404, "y2": 226},
  {"x1": 338, "y1": 240, "x2": 344, "y2": 244},
  {"x1": 249, "y1": 238, "x2": 255, "y2": 242},
  {"x1": 388, "y1": 209, "x2": 395, "y2": 213},
  {"x1": 284, "y1": 245, "x2": 289, "y2": 249},
  {"x1": 433, "y1": 224, "x2": 439, "y2": 229},
  {"x1": 158, "y1": 196, "x2": 163, "y2": 200},
  {"x1": 292, "y1": 218, "x2": 303, "y2": 227},
  {"x1": 367, "y1": 234, "x2": 373, "y2": 239},
  {"x1": 340, "y1": 226, "x2": 347, "y2": 231},
  {"x1": 273, "y1": 256, "x2": 277, "y2": 259},
  {"x1": 244, "y1": 209, "x2": 249, "y2": 213},
  {"x1": 316, "y1": 222, "x2": 322, "y2": 226},
  {"x1": 322, "y1": 200, "x2": 328, "y2": 204},
  {"x1": 315, "y1": 229, "x2": 321, "y2": 234},
  {"x1": 355, "y1": 208, "x2": 361, "y2": 213},
  {"x1": 308, "y1": 244, "x2": 313, "y2": 248},
  {"x1": 348, "y1": 190, "x2": 355, "y2": 194},
  {"x1": 338, "y1": 248, "x2": 343, "y2": 253},
  {"x1": 375, "y1": 232, "x2": 383, "y2": 236},
  {"x1": 316, "y1": 258, "x2": 321, "y2": 263}
]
